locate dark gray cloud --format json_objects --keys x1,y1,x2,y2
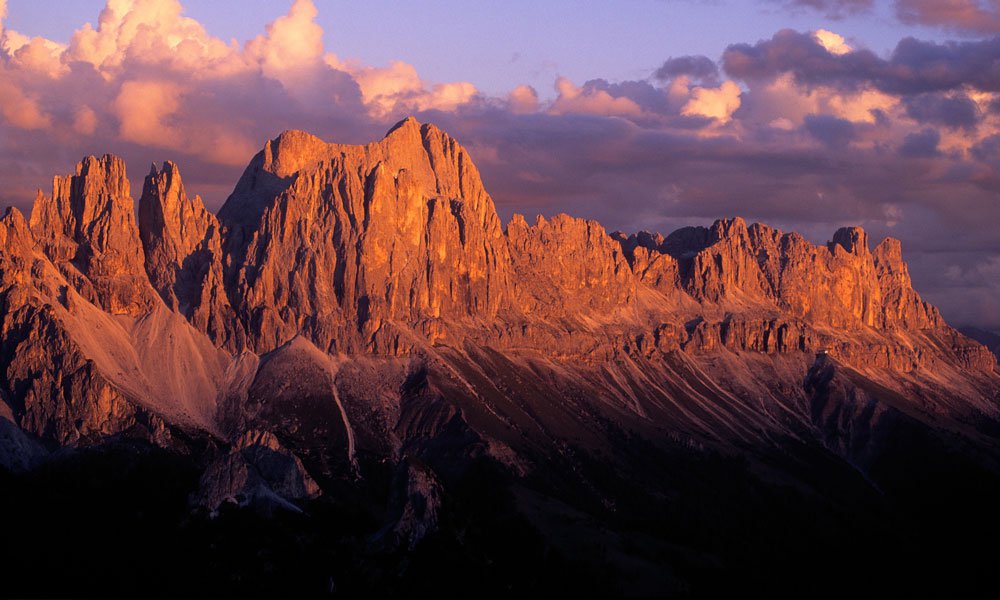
[
  {"x1": 579, "y1": 78, "x2": 676, "y2": 116},
  {"x1": 971, "y1": 132, "x2": 1000, "y2": 164},
  {"x1": 899, "y1": 128, "x2": 942, "y2": 157},
  {"x1": 903, "y1": 92, "x2": 981, "y2": 130},
  {"x1": 724, "y1": 29, "x2": 1000, "y2": 95},
  {"x1": 804, "y1": 114, "x2": 856, "y2": 147},
  {"x1": 655, "y1": 55, "x2": 720, "y2": 85}
]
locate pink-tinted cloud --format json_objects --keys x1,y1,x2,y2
[
  {"x1": 896, "y1": 0, "x2": 1000, "y2": 35},
  {"x1": 813, "y1": 29, "x2": 852, "y2": 55},
  {"x1": 246, "y1": 0, "x2": 324, "y2": 84},
  {"x1": 549, "y1": 77, "x2": 645, "y2": 118},
  {"x1": 508, "y1": 85, "x2": 540, "y2": 114},
  {"x1": 681, "y1": 81, "x2": 742, "y2": 122}
]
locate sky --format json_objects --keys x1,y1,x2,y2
[{"x1": 1, "y1": 0, "x2": 1000, "y2": 330}]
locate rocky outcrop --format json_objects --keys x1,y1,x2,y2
[
  {"x1": 28, "y1": 155, "x2": 156, "y2": 316},
  {"x1": 960, "y1": 327, "x2": 1000, "y2": 362},
  {"x1": 138, "y1": 161, "x2": 219, "y2": 310},
  {"x1": 192, "y1": 429, "x2": 321, "y2": 515},
  {"x1": 2, "y1": 191, "x2": 229, "y2": 449},
  {"x1": 0, "y1": 207, "x2": 167, "y2": 444}
]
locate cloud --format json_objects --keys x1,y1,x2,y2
[
  {"x1": 64, "y1": 0, "x2": 242, "y2": 76},
  {"x1": 655, "y1": 55, "x2": 720, "y2": 85},
  {"x1": 0, "y1": 78, "x2": 51, "y2": 130},
  {"x1": 724, "y1": 29, "x2": 1000, "y2": 95},
  {"x1": 778, "y1": 0, "x2": 875, "y2": 19},
  {"x1": 326, "y1": 56, "x2": 479, "y2": 117},
  {"x1": 549, "y1": 77, "x2": 644, "y2": 117},
  {"x1": 246, "y1": 0, "x2": 324, "y2": 85},
  {"x1": 508, "y1": 85, "x2": 540, "y2": 114},
  {"x1": 0, "y1": 0, "x2": 486, "y2": 188},
  {"x1": 813, "y1": 29, "x2": 852, "y2": 56},
  {"x1": 903, "y1": 92, "x2": 982, "y2": 130},
  {"x1": 681, "y1": 81, "x2": 742, "y2": 122},
  {"x1": 896, "y1": 0, "x2": 1000, "y2": 35},
  {"x1": 114, "y1": 79, "x2": 184, "y2": 147},
  {"x1": 899, "y1": 128, "x2": 941, "y2": 157},
  {"x1": 804, "y1": 114, "x2": 856, "y2": 146}
]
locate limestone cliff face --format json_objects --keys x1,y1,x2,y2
[
  {"x1": 217, "y1": 118, "x2": 511, "y2": 353},
  {"x1": 506, "y1": 214, "x2": 635, "y2": 319},
  {"x1": 617, "y1": 218, "x2": 941, "y2": 334},
  {"x1": 139, "y1": 161, "x2": 219, "y2": 309},
  {"x1": 138, "y1": 162, "x2": 242, "y2": 349},
  {"x1": 28, "y1": 155, "x2": 155, "y2": 316}
]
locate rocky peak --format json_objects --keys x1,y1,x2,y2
[
  {"x1": 873, "y1": 237, "x2": 904, "y2": 270},
  {"x1": 138, "y1": 161, "x2": 223, "y2": 313},
  {"x1": 27, "y1": 154, "x2": 153, "y2": 316},
  {"x1": 873, "y1": 237, "x2": 942, "y2": 330},
  {"x1": 262, "y1": 130, "x2": 333, "y2": 178},
  {"x1": 213, "y1": 117, "x2": 511, "y2": 353},
  {"x1": 385, "y1": 115, "x2": 421, "y2": 136},
  {"x1": 139, "y1": 161, "x2": 216, "y2": 245},
  {"x1": 29, "y1": 154, "x2": 130, "y2": 246},
  {"x1": 709, "y1": 217, "x2": 750, "y2": 244},
  {"x1": 0, "y1": 207, "x2": 31, "y2": 247},
  {"x1": 831, "y1": 226, "x2": 869, "y2": 255}
]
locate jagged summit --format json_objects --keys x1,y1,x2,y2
[
  {"x1": 249, "y1": 117, "x2": 453, "y2": 181},
  {"x1": 385, "y1": 115, "x2": 422, "y2": 136},
  {"x1": 4, "y1": 122, "x2": 977, "y2": 355}
]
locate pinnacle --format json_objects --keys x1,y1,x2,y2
[{"x1": 831, "y1": 226, "x2": 869, "y2": 255}]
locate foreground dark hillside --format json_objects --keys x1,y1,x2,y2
[{"x1": 3, "y1": 433, "x2": 1000, "y2": 597}]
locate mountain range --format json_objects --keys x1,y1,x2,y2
[{"x1": 2, "y1": 117, "x2": 998, "y2": 596}]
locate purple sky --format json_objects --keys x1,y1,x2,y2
[{"x1": 1, "y1": 0, "x2": 999, "y2": 330}]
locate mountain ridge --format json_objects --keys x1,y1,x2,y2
[
  {"x1": 1, "y1": 117, "x2": 999, "y2": 595},
  {"x1": 2, "y1": 117, "x2": 995, "y2": 448}
]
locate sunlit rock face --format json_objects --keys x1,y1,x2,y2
[
  {"x1": 216, "y1": 117, "x2": 512, "y2": 354},
  {"x1": 0, "y1": 117, "x2": 997, "y2": 531},
  {"x1": 28, "y1": 155, "x2": 157, "y2": 316}
]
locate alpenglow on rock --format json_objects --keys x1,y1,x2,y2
[{"x1": 0, "y1": 117, "x2": 996, "y2": 523}]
